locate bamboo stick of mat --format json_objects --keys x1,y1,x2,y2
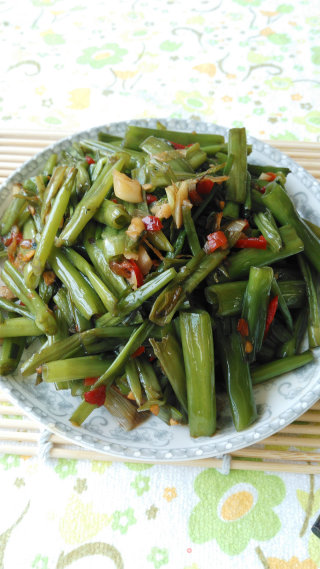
[
  {"x1": 0, "y1": 132, "x2": 320, "y2": 184},
  {"x1": 0, "y1": 442, "x2": 319, "y2": 473},
  {"x1": 1, "y1": 392, "x2": 320, "y2": 472}
]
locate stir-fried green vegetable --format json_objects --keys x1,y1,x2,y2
[{"x1": 0, "y1": 125, "x2": 316, "y2": 436}]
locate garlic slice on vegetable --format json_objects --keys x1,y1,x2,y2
[
  {"x1": 150, "y1": 202, "x2": 172, "y2": 219},
  {"x1": 113, "y1": 170, "x2": 143, "y2": 203},
  {"x1": 174, "y1": 180, "x2": 191, "y2": 229},
  {"x1": 126, "y1": 217, "x2": 145, "y2": 240},
  {"x1": 137, "y1": 245, "x2": 153, "y2": 275}
]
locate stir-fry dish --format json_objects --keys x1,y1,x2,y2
[{"x1": 0, "y1": 125, "x2": 317, "y2": 437}]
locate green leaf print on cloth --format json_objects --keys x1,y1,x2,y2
[
  {"x1": 112, "y1": 507, "x2": 136, "y2": 534},
  {"x1": 31, "y1": 554, "x2": 48, "y2": 569},
  {"x1": 131, "y1": 474, "x2": 150, "y2": 496},
  {"x1": 232, "y1": 0, "x2": 262, "y2": 6},
  {"x1": 77, "y1": 44, "x2": 128, "y2": 68},
  {"x1": 54, "y1": 458, "x2": 77, "y2": 479},
  {"x1": 147, "y1": 547, "x2": 169, "y2": 569},
  {"x1": 0, "y1": 454, "x2": 20, "y2": 470},
  {"x1": 189, "y1": 469, "x2": 285, "y2": 555},
  {"x1": 311, "y1": 47, "x2": 320, "y2": 65}
]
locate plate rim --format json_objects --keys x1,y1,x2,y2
[{"x1": 1, "y1": 117, "x2": 320, "y2": 463}]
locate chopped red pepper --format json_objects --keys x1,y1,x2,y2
[
  {"x1": 237, "y1": 318, "x2": 249, "y2": 337},
  {"x1": 14, "y1": 230, "x2": 23, "y2": 245},
  {"x1": 131, "y1": 346, "x2": 145, "y2": 358},
  {"x1": 146, "y1": 194, "x2": 158, "y2": 204},
  {"x1": 84, "y1": 385, "x2": 106, "y2": 406},
  {"x1": 169, "y1": 141, "x2": 192, "y2": 150},
  {"x1": 204, "y1": 231, "x2": 228, "y2": 254},
  {"x1": 259, "y1": 186, "x2": 266, "y2": 194},
  {"x1": 85, "y1": 155, "x2": 96, "y2": 165},
  {"x1": 112, "y1": 198, "x2": 118, "y2": 203},
  {"x1": 189, "y1": 188, "x2": 203, "y2": 205},
  {"x1": 264, "y1": 295, "x2": 279, "y2": 338},
  {"x1": 2, "y1": 227, "x2": 23, "y2": 248},
  {"x1": 234, "y1": 235, "x2": 267, "y2": 250},
  {"x1": 84, "y1": 377, "x2": 99, "y2": 386},
  {"x1": 259, "y1": 172, "x2": 277, "y2": 182},
  {"x1": 5, "y1": 227, "x2": 24, "y2": 263},
  {"x1": 142, "y1": 215, "x2": 163, "y2": 232},
  {"x1": 110, "y1": 259, "x2": 144, "y2": 288},
  {"x1": 196, "y1": 178, "x2": 214, "y2": 196}
]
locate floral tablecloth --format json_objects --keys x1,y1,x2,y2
[{"x1": 1, "y1": 0, "x2": 320, "y2": 567}]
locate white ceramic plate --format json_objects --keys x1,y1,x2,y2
[{"x1": 0, "y1": 118, "x2": 319, "y2": 462}]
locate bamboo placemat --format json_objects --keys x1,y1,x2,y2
[
  {"x1": 1, "y1": 130, "x2": 320, "y2": 183},
  {"x1": 1, "y1": 391, "x2": 320, "y2": 473},
  {"x1": 0, "y1": 130, "x2": 320, "y2": 473}
]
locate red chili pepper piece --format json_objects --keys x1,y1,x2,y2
[
  {"x1": 169, "y1": 141, "x2": 192, "y2": 150},
  {"x1": 85, "y1": 155, "x2": 96, "y2": 165},
  {"x1": 2, "y1": 235, "x2": 13, "y2": 247},
  {"x1": 3, "y1": 228, "x2": 23, "y2": 247},
  {"x1": 146, "y1": 194, "x2": 158, "y2": 204},
  {"x1": 265, "y1": 172, "x2": 277, "y2": 181},
  {"x1": 204, "y1": 230, "x2": 228, "y2": 254},
  {"x1": 142, "y1": 215, "x2": 163, "y2": 232},
  {"x1": 234, "y1": 235, "x2": 267, "y2": 249},
  {"x1": 237, "y1": 318, "x2": 249, "y2": 337},
  {"x1": 264, "y1": 295, "x2": 279, "y2": 339},
  {"x1": 84, "y1": 385, "x2": 106, "y2": 406},
  {"x1": 196, "y1": 178, "x2": 214, "y2": 196},
  {"x1": 84, "y1": 377, "x2": 99, "y2": 386},
  {"x1": 131, "y1": 346, "x2": 145, "y2": 358},
  {"x1": 189, "y1": 188, "x2": 203, "y2": 205},
  {"x1": 112, "y1": 198, "x2": 118, "y2": 204},
  {"x1": 110, "y1": 259, "x2": 144, "y2": 288},
  {"x1": 259, "y1": 186, "x2": 266, "y2": 194}
]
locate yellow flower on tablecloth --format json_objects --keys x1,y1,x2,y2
[
  {"x1": 114, "y1": 70, "x2": 139, "y2": 80},
  {"x1": 292, "y1": 94, "x2": 303, "y2": 101},
  {"x1": 260, "y1": 10, "x2": 278, "y2": 17},
  {"x1": 35, "y1": 86, "x2": 46, "y2": 96},
  {"x1": 222, "y1": 96, "x2": 233, "y2": 102},
  {"x1": 193, "y1": 63, "x2": 216, "y2": 77},
  {"x1": 260, "y1": 27, "x2": 274, "y2": 36},
  {"x1": 267, "y1": 557, "x2": 317, "y2": 569},
  {"x1": 59, "y1": 495, "x2": 112, "y2": 545},
  {"x1": 68, "y1": 88, "x2": 90, "y2": 110},
  {"x1": 163, "y1": 487, "x2": 177, "y2": 502}
]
